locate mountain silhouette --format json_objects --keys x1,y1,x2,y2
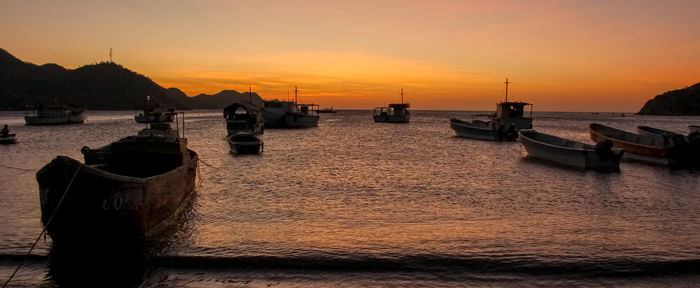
[
  {"x1": 0, "y1": 47, "x2": 259, "y2": 110},
  {"x1": 638, "y1": 83, "x2": 700, "y2": 115}
]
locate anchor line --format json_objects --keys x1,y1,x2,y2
[{"x1": 2, "y1": 164, "x2": 83, "y2": 288}]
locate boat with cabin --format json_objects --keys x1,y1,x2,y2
[
  {"x1": 519, "y1": 129, "x2": 622, "y2": 171},
  {"x1": 134, "y1": 96, "x2": 176, "y2": 123},
  {"x1": 36, "y1": 118, "x2": 198, "y2": 246},
  {"x1": 263, "y1": 86, "x2": 319, "y2": 128},
  {"x1": 450, "y1": 79, "x2": 533, "y2": 141},
  {"x1": 24, "y1": 105, "x2": 86, "y2": 125},
  {"x1": 224, "y1": 102, "x2": 264, "y2": 135},
  {"x1": 373, "y1": 89, "x2": 410, "y2": 123},
  {"x1": 589, "y1": 123, "x2": 699, "y2": 168}
]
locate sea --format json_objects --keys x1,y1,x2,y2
[{"x1": 0, "y1": 110, "x2": 699, "y2": 287}]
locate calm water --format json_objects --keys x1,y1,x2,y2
[{"x1": 1, "y1": 110, "x2": 699, "y2": 287}]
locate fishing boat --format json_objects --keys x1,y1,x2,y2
[
  {"x1": 450, "y1": 78, "x2": 533, "y2": 141},
  {"x1": 224, "y1": 102, "x2": 264, "y2": 135},
  {"x1": 36, "y1": 119, "x2": 198, "y2": 246},
  {"x1": 518, "y1": 129, "x2": 622, "y2": 171},
  {"x1": 373, "y1": 89, "x2": 410, "y2": 123},
  {"x1": 24, "y1": 105, "x2": 86, "y2": 125},
  {"x1": 589, "y1": 123, "x2": 699, "y2": 168},
  {"x1": 263, "y1": 86, "x2": 319, "y2": 128},
  {"x1": 134, "y1": 96, "x2": 175, "y2": 123},
  {"x1": 0, "y1": 133, "x2": 17, "y2": 144},
  {"x1": 227, "y1": 132, "x2": 263, "y2": 155}
]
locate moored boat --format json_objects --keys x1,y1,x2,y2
[
  {"x1": 689, "y1": 125, "x2": 700, "y2": 134},
  {"x1": 373, "y1": 89, "x2": 410, "y2": 123},
  {"x1": 134, "y1": 96, "x2": 175, "y2": 123},
  {"x1": 519, "y1": 129, "x2": 622, "y2": 171},
  {"x1": 637, "y1": 126, "x2": 683, "y2": 137},
  {"x1": 0, "y1": 133, "x2": 18, "y2": 144},
  {"x1": 263, "y1": 86, "x2": 319, "y2": 128},
  {"x1": 227, "y1": 132, "x2": 263, "y2": 155},
  {"x1": 36, "y1": 121, "x2": 198, "y2": 246},
  {"x1": 224, "y1": 102, "x2": 264, "y2": 135},
  {"x1": 589, "y1": 123, "x2": 699, "y2": 168},
  {"x1": 450, "y1": 79, "x2": 532, "y2": 141},
  {"x1": 24, "y1": 105, "x2": 86, "y2": 125}
]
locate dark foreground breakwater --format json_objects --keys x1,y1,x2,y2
[{"x1": 1, "y1": 110, "x2": 699, "y2": 287}]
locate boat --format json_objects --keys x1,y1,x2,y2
[
  {"x1": 589, "y1": 123, "x2": 699, "y2": 168},
  {"x1": 450, "y1": 78, "x2": 533, "y2": 141},
  {"x1": 24, "y1": 105, "x2": 86, "y2": 125},
  {"x1": 263, "y1": 86, "x2": 319, "y2": 128},
  {"x1": 316, "y1": 107, "x2": 338, "y2": 113},
  {"x1": 518, "y1": 129, "x2": 622, "y2": 171},
  {"x1": 134, "y1": 96, "x2": 175, "y2": 123},
  {"x1": 227, "y1": 132, "x2": 263, "y2": 155},
  {"x1": 637, "y1": 126, "x2": 683, "y2": 138},
  {"x1": 373, "y1": 89, "x2": 410, "y2": 123},
  {"x1": 689, "y1": 125, "x2": 700, "y2": 134},
  {"x1": 0, "y1": 133, "x2": 17, "y2": 144},
  {"x1": 224, "y1": 102, "x2": 264, "y2": 135},
  {"x1": 36, "y1": 120, "x2": 198, "y2": 246}
]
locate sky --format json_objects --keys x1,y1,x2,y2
[{"x1": 1, "y1": 0, "x2": 699, "y2": 111}]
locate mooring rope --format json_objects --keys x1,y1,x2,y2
[
  {"x1": 0, "y1": 163, "x2": 34, "y2": 172},
  {"x1": 198, "y1": 158, "x2": 216, "y2": 169},
  {"x1": 2, "y1": 163, "x2": 83, "y2": 288}
]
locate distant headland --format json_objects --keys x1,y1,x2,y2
[
  {"x1": 638, "y1": 83, "x2": 700, "y2": 115},
  {"x1": 0, "y1": 48, "x2": 258, "y2": 110}
]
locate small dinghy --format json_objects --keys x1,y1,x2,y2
[
  {"x1": 0, "y1": 133, "x2": 17, "y2": 144},
  {"x1": 519, "y1": 129, "x2": 622, "y2": 171},
  {"x1": 227, "y1": 132, "x2": 263, "y2": 155}
]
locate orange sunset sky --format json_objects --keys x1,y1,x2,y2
[{"x1": 2, "y1": 0, "x2": 699, "y2": 111}]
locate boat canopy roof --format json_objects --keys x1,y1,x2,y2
[
  {"x1": 224, "y1": 102, "x2": 262, "y2": 118},
  {"x1": 388, "y1": 103, "x2": 410, "y2": 108}
]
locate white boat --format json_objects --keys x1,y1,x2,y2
[
  {"x1": 263, "y1": 86, "x2": 319, "y2": 129},
  {"x1": 134, "y1": 96, "x2": 175, "y2": 123},
  {"x1": 519, "y1": 129, "x2": 622, "y2": 171},
  {"x1": 24, "y1": 105, "x2": 86, "y2": 125},
  {"x1": 373, "y1": 89, "x2": 410, "y2": 123},
  {"x1": 450, "y1": 78, "x2": 532, "y2": 141},
  {"x1": 0, "y1": 133, "x2": 18, "y2": 144}
]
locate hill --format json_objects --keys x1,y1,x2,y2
[
  {"x1": 638, "y1": 83, "x2": 700, "y2": 115},
  {"x1": 0, "y1": 47, "x2": 258, "y2": 110}
]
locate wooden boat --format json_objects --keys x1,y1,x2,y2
[
  {"x1": 24, "y1": 105, "x2": 86, "y2": 125},
  {"x1": 373, "y1": 89, "x2": 410, "y2": 123},
  {"x1": 263, "y1": 87, "x2": 319, "y2": 128},
  {"x1": 589, "y1": 123, "x2": 699, "y2": 168},
  {"x1": 519, "y1": 129, "x2": 622, "y2": 171},
  {"x1": 36, "y1": 121, "x2": 198, "y2": 246},
  {"x1": 450, "y1": 79, "x2": 532, "y2": 141},
  {"x1": 689, "y1": 125, "x2": 700, "y2": 134},
  {"x1": 134, "y1": 96, "x2": 175, "y2": 123},
  {"x1": 0, "y1": 133, "x2": 18, "y2": 144},
  {"x1": 224, "y1": 102, "x2": 264, "y2": 135},
  {"x1": 227, "y1": 132, "x2": 263, "y2": 155}
]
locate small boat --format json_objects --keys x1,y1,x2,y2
[
  {"x1": 689, "y1": 125, "x2": 700, "y2": 134},
  {"x1": 134, "y1": 96, "x2": 175, "y2": 123},
  {"x1": 263, "y1": 86, "x2": 319, "y2": 128},
  {"x1": 589, "y1": 123, "x2": 699, "y2": 168},
  {"x1": 0, "y1": 133, "x2": 18, "y2": 144},
  {"x1": 224, "y1": 102, "x2": 264, "y2": 135},
  {"x1": 373, "y1": 89, "x2": 410, "y2": 123},
  {"x1": 316, "y1": 107, "x2": 338, "y2": 113},
  {"x1": 24, "y1": 105, "x2": 86, "y2": 125},
  {"x1": 450, "y1": 78, "x2": 532, "y2": 141},
  {"x1": 36, "y1": 120, "x2": 198, "y2": 246},
  {"x1": 227, "y1": 132, "x2": 263, "y2": 155},
  {"x1": 519, "y1": 129, "x2": 622, "y2": 171}
]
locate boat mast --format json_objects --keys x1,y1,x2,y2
[
  {"x1": 504, "y1": 78, "x2": 511, "y2": 102},
  {"x1": 295, "y1": 86, "x2": 298, "y2": 104},
  {"x1": 249, "y1": 83, "x2": 252, "y2": 103},
  {"x1": 400, "y1": 88, "x2": 405, "y2": 104}
]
